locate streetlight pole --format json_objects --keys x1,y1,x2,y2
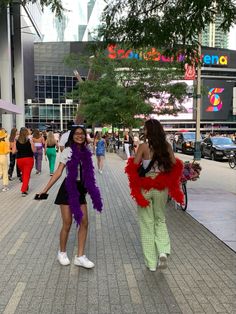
[{"x1": 194, "y1": 32, "x2": 202, "y2": 161}]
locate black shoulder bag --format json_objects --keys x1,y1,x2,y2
[{"x1": 138, "y1": 159, "x2": 155, "y2": 177}]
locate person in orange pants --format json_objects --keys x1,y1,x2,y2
[{"x1": 12, "y1": 127, "x2": 35, "y2": 196}]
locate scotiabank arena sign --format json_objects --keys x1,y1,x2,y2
[{"x1": 107, "y1": 44, "x2": 228, "y2": 66}]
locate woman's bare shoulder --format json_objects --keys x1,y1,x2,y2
[{"x1": 139, "y1": 142, "x2": 148, "y2": 150}]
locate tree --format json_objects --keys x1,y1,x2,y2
[
  {"x1": 65, "y1": 48, "x2": 189, "y2": 128},
  {"x1": 0, "y1": 0, "x2": 64, "y2": 17},
  {"x1": 100, "y1": 0, "x2": 236, "y2": 53}
]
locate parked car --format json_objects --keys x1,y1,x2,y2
[
  {"x1": 201, "y1": 136, "x2": 236, "y2": 160},
  {"x1": 175, "y1": 132, "x2": 201, "y2": 154}
]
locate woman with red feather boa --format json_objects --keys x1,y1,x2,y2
[{"x1": 125, "y1": 119, "x2": 184, "y2": 271}]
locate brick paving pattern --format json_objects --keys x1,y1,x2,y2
[{"x1": 0, "y1": 153, "x2": 235, "y2": 313}]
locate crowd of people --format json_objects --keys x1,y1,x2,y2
[{"x1": 0, "y1": 127, "x2": 60, "y2": 196}]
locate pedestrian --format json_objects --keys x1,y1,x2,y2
[
  {"x1": 45, "y1": 131, "x2": 59, "y2": 176},
  {"x1": 123, "y1": 131, "x2": 133, "y2": 159},
  {"x1": 0, "y1": 129, "x2": 10, "y2": 191},
  {"x1": 59, "y1": 120, "x2": 75, "y2": 152},
  {"x1": 123, "y1": 131, "x2": 130, "y2": 158},
  {"x1": 133, "y1": 133, "x2": 140, "y2": 154},
  {"x1": 8, "y1": 128, "x2": 21, "y2": 181},
  {"x1": 12, "y1": 127, "x2": 35, "y2": 196},
  {"x1": 125, "y1": 119, "x2": 184, "y2": 271},
  {"x1": 32, "y1": 129, "x2": 45, "y2": 174},
  {"x1": 37, "y1": 126, "x2": 103, "y2": 268},
  {"x1": 94, "y1": 132, "x2": 106, "y2": 174}
]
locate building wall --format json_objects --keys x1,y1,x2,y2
[
  {"x1": 31, "y1": 42, "x2": 236, "y2": 131},
  {"x1": 34, "y1": 42, "x2": 71, "y2": 75},
  {"x1": 0, "y1": 2, "x2": 43, "y2": 130}
]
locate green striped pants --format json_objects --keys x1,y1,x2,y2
[{"x1": 137, "y1": 187, "x2": 170, "y2": 269}]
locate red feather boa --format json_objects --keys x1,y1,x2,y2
[{"x1": 125, "y1": 157, "x2": 184, "y2": 207}]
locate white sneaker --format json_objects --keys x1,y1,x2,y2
[
  {"x1": 158, "y1": 253, "x2": 167, "y2": 270},
  {"x1": 74, "y1": 255, "x2": 95, "y2": 268},
  {"x1": 2, "y1": 186, "x2": 9, "y2": 192},
  {"x1": 57, "y1": 251, "x2": 70, "y2": 266},
  {"x1": 149, "y1": 267, "x2": 156, "y2": 272}
]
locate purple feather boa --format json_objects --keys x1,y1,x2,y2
[{"x1": 65, "y1": 143, "x2": 103, "y2": 225}]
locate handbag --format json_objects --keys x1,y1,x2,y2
[{"x1": 138, "y1": 159, "x2": 155, "y2": 177}]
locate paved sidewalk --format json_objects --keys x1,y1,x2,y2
[{"x1": 0, "y1": 153, "x2": 235, "y2": 314}]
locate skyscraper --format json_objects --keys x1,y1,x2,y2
[
  {"x1": 202, "y1": 14, "x2": 229, "y2": 48},
  {"x1": 42, "y1": 0, "x2": 105, "y2": 42}
]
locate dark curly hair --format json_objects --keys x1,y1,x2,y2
[{"x1": 145, "y1": 119, "x2": 174, "y2": 172}]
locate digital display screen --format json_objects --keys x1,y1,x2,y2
[
  {"x1": 200, "y1": 79, "x2": 234, "y2": 120},
  {"x1": 149, "y1": 80, "x2": 194, "y2": 120}
]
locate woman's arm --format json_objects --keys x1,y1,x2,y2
[
  {"x1": 30, "y1": 140, "x2": 36, "y2": 153},
  {"x1": 134, "y1": 143, "x2": 145, "y2": 164},
  {"x1": 44, "y1": 141, "x2": 47, "y2": 153},
  {"x1": 167, "y1": 142, "x2": 176, "y2": 163},
  {"x1": 12, "y1": 141, "x2": 17, "y2": 154},
  {"x1": 40, "y1": 163, "x2": 65, "y2": 194}
]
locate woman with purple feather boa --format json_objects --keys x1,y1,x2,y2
[{"x1": 38, "y1": 126, "x2": 103, "y2": 268}]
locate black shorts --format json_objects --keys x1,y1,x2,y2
[{"x1": 54, "y1": 178, "x2": 87, "y2": 205}]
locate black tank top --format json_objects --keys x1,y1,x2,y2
[{"x1": 16, "y1": 140, "x2": 34, "y2": 158}]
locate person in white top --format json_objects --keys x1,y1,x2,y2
[
  {"x1": 59, "y1": 120, "x2": 77, "y2": 152},
  {"x1": 59, "y1": 131, "x2": 70, "y2": 152}
]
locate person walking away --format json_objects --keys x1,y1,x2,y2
[
  {"x1": 92, "y1": 131, "x2": 99, "y2": 155},
  {"x1": 8, "y1": 128, "x2": 21, "y2": 181},
  {"x1": 45, "y1": 131, "x2": 59, "y2": 176},
  {"x1": 37, "y1": 126, "x2": 103, "y2": 268},
  {"x1": 95, "y1": 132, "x2": 106, "y2": 174},
  {"x1": 0, "y1": 129, "x2": 10, "y2": 191},
  {"x1": 133, "y1": 133, "x2": 140, "y2": 155},
  {"x1": 12, "y1": 127, "x2": 35, "y2": 196},
  {"x1": 125, "y1": 119, "x2": 184, "y2": 271},
  {"x1": 32, "y1": 129, "x2": 45, "y2": 174},
  {"x1": 124, "y1": 131, "x2": 133, "y2": 159}
]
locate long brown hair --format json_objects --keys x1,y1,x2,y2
[
  {"x1": 46, "y1": 131, "x2": 56, "y2": 146},
  {"x1": 145, "y1": 119, "x2": 173, "y2": 172},
  {"x1": 18, "y1": 127, "x2": 29, "y2": 144},
  {"x1": 9, "y1": 128, "x2": 17, "y2": 142},
  {"x1": 32, "y1": 129, "x2": 40, "y2": 139}
]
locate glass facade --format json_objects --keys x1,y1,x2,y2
[
  {"x1": 202, "y1": 15, "x2": 229, "y2": 49},
  {"x1": 25, "y1": 75, "x2": 78, "y2": 130}
]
